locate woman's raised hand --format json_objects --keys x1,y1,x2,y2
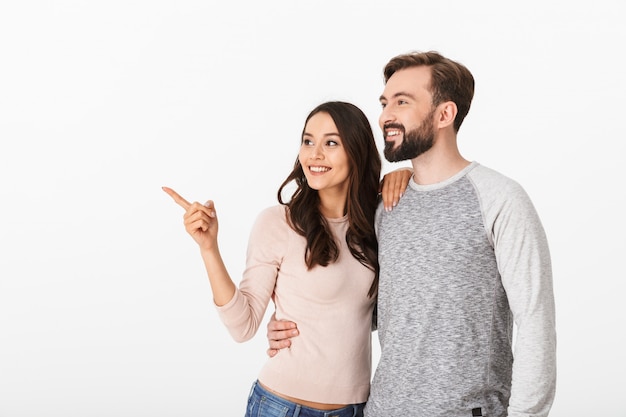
[{"x1": 162, "y1": 186, "x2": 219, "y2": 252}]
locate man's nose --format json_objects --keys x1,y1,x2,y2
[{"x1": 380, "y1": 107, "x2": 396, "y2": 127}]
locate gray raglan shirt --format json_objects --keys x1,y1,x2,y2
[{"x1": 365, "y1": 162, "x2": 556, "y2": 417}]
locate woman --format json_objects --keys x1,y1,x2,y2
[{"x1": 163, "y1": 101, "x2": 409, "y2": 417}]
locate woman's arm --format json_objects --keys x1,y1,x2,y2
[
  {"x1": 379, "y1": 167, "x2": 413, "y2": 212},
  {"x1": 162, "y1": 186, "x2": 235, "y2": 306}
]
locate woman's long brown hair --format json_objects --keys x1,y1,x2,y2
[{"x1": 277, "y1": 101, "x2": 381, "y2": 297}]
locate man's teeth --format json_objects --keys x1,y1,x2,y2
[
  {"x1": 387, "y1": 130, "x2": 400, "y2": 136},
  {"x1": 310, "y1": 166, "x2": 330, "y2": 173}
]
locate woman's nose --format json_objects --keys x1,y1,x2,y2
[{"x1": 310, "y1": 144, "x2": 324, "y2": 159}]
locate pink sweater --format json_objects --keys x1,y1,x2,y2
[{"x1": 216, "y1": 205, "x2": 376, "y2": 404}]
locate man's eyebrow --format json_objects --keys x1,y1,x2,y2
[{"x1": 379, "y1": 91, "x2": 416, "y2": 101}]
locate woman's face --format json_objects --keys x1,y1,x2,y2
[{"x1": 298, "y1": 111, "x2": 350, "y2": 197}]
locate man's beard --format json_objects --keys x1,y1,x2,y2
[{"x1": 383, "y1": 110, "x2": 436, "y2": 162}]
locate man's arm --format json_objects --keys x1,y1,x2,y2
[
  {"x1": 264, "y1": 169, "x2": 411, "y2": 356},
  {"x1": 266, "y1": 313, "x2": 299, "y2": 357},
  {"x1": 482, "y1": 175, "x2": 556, "y2": 416},
  {"x1": 499, "y1": 196, "x2": 556, "y2": 417}
]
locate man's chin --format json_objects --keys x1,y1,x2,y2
[
  {"x1": 384, "y1": 145, "x2": 411, "y2": 163},
  {"x1": 384, "y1": 153, "x2": 401, "y2": 163}
]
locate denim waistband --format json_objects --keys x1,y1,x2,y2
[{"x1": 248, "y1": 380, "x2": 364, "y2": 417}]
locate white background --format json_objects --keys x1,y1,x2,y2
[{"x1": 1, "y1": 1, "x2": 624, "y2": 416}]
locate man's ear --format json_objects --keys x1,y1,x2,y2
[{"x1": 436, "y1": 101, "x2": 458, "y2": 129}]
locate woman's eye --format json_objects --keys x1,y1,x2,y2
[
  {"x1": 302, "y1": 139, "x2": 313, "y2": 146},
  {"x1": 327, "y1": 140, "x2": 338, "y2": 146}
]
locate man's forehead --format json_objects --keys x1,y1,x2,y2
[{"x1": 381, "y1": 67, "x2": 431, "y2": 99}]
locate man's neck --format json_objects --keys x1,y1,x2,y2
[{"x1": 410, "y1": 145, "x2": 470, "y2": 186}]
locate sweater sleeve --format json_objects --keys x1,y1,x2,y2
[
  {"x1": 215, "y1": 205, "x2": 289, "y2": 343},
  {"x1": 479, "y1": 174, "x2": 557, "y2": 417}
]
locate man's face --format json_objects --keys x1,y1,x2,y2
[{"x1": 379, "y1": 66, "x2": 437, "y2": 162}]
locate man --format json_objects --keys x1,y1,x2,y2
[{"x1": 267, "y1": 51, "x2": 556, "y2": 417}]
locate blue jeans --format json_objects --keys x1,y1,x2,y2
[{"x1": 245, "y1": 380, "x2": 365, "y2": 417}]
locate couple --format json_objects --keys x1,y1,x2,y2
[{"x1": 164, "y1": 50, "x2": 557, "y2": 417}]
